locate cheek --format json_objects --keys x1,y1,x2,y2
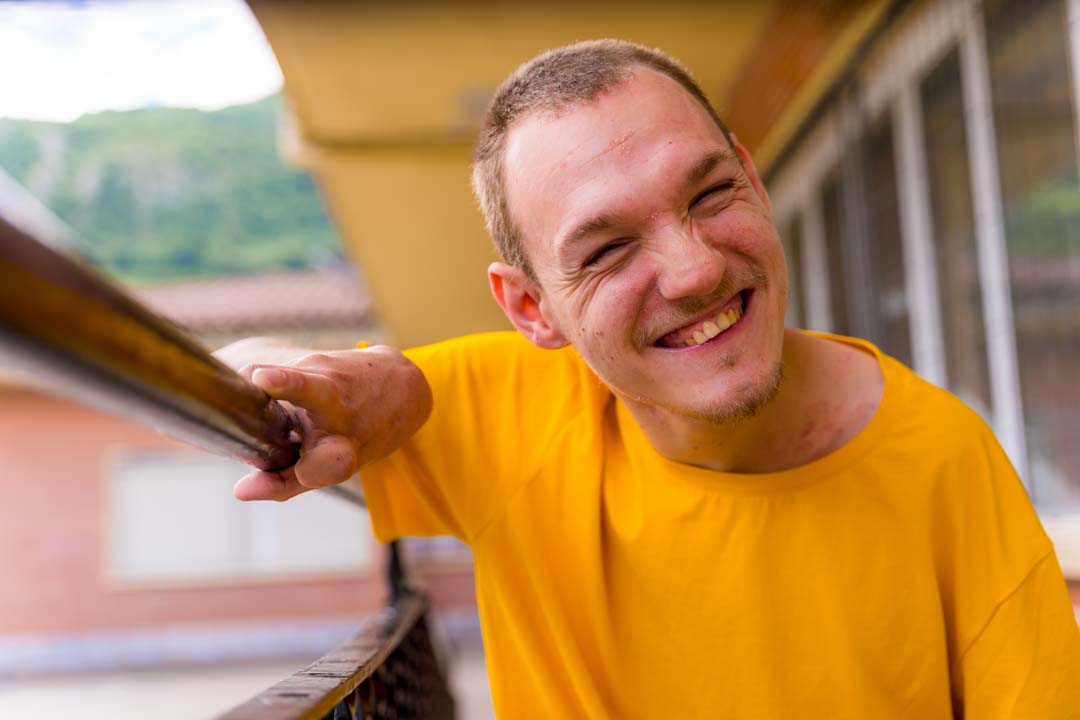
[
  {"x1": 704, "y1": 212, "x2": 780, "y2": 258},
  {"x1": 574, "y1": 281, "x2": 644, "y2": 346}
]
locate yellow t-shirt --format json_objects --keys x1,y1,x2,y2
[{"x1": 361, "y1": 331, "x2": 1080, "y2": 718}]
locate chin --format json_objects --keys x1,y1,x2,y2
[{"x1": 677, "y1": 360, "x2": 784, "y2": 425}]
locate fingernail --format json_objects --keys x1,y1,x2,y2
[{"x1": 253, "y1": 368, "x2": 286, "y2": 392}]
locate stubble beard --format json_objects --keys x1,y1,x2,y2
[
  {"x1": 601, "y1": 357, "x2": 786, "y2": 427},
  {"x1": 685, "y1": 360, "x2": 785, "y2": 425}
]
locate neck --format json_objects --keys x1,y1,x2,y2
[{"x1": 619, "y1": 330, "x2": 881, "y2": 473}]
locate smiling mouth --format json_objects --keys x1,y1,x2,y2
[{"x1": 655, "y1": 290, "x2": 749, "y2": 348}]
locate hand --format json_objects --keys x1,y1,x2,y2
[{"x1": 214, "y1": 338, "x2": 432, "y2": 502}]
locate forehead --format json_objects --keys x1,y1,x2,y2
[{"x1": 502, "y1": 68, "x2": 731, "y2": 260}]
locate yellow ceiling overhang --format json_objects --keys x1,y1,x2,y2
[{"x1": 247, "y1": 0, "x2": 882, "y2": 348}]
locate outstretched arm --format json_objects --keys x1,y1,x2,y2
[{"x1": 214, "y1": 338, "x2": 433, "y2": 502}]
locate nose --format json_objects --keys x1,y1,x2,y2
[{"x1": 654, "y1": 226, "x2": 727, "y2": 301}]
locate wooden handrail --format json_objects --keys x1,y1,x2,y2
[
  {"x1": 0, "y1": 213, "x2": 299, "y2": 470},
  {"x1": 1, "y1": 214, "x2": 456, "y2": 717}
]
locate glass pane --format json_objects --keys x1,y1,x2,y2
[
  {"x1": 862, "y1": 114, "x2": 912, "y2": 365},
  {"x1": 921, "y1": 48, "x2": 993, "y2": 417},
  {"x1": 780, "y1": 216, "x2": 806, "y2": 327},
  {"x1": 987, "y1": 0, "x2": 1080, "y2": 511},
  {"x1": 822, "y1": 175, "x2": 852, "y2": 335}
]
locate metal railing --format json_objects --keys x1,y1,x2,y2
[
  {"x1": 0, "y1": 214, "x2": 456, "y2": 719},
  {"x1": 220, "y1": 544, "x2": 454, "y2": 720}
]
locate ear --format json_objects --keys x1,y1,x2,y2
[
  {"x1": 488, "y1": 262, "x2": 568, "y2": 349},
  {"x1": 731, "y1": 133, "x2": 772, "y2": 216}
]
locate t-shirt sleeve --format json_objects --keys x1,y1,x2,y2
[
  {"x1": 906, "y1": 382, "x2": 1080, "y2": 717},
  {"x1": 359, "y1": 332, "x2": 593, "y2": 544},
  {"x1": 954, "y1": 550, "x2": 1080, "y2": 719}
]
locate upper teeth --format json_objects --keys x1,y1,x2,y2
[{"x1": 684, "y1": 306, "x2": 743, "y2": 346}]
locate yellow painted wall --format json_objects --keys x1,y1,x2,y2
[
  {"x1": 315, "y1": 145, "x2": 507, "y2": 347},
  {"x1": 248, "y1": 1, "x2": 883, "y2": 348},
  {"x1": 250, "y1": 1, "x2": 776, "y2": 348},
  {"x1": 252, "y1": 2, "x2": 774, "y2": 142}
]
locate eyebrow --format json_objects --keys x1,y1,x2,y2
[
  {"x1": 560, "y1": 212, "x2": 622, "y2": 249},
  {"x1": 686, "y1": 149, "x2": 734, "y2": 189},
  {"x1": 557, "y1": 148, "x2": 737, "y2": 251}
]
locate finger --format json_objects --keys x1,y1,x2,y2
[
  {"x1": 235, "y1": 361, "x2": 286, "y2": 384},
  {"x1": 234, "y1": 362, "x2": 261, "y2": 383},
  {"x1": 234, "y1": 468, "x2": 309, "y2": 502},
  {"x1": 294, "y1": 434, "x2": 357, "y2": 489},
  {"x1": 251, "y1": 367, "x2": 340, "y2": 411}
]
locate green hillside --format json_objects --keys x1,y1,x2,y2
[{"x1": 0, "y1": 95, "x2": 343, "y2": 285}]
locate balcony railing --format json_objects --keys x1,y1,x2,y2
[
  {"x1": 220, "y1": 544, "x2": 454, "y2": 720},
  {"x1": 0, "y1": 214, "x2": 456, "y2": 718}
]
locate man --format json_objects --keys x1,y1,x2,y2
[{"x1": 219, "y1": 40, "x2": 1080, "y2": 717}]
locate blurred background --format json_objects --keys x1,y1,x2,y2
[{"x1": 0, "y1": 0, "x2": 1076, "y2": 717}]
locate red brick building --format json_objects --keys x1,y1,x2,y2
[{"x1": 0, "y1": 269, "x2": 478, "y2": 677}]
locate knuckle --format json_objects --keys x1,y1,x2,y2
[
  {"x1": 294, "y1": 352, "x2": 334, "y2": 368},
  {"x1": 325, "y1": 368, "x2": 351, "y2": 387}
]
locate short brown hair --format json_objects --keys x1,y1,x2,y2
[{"x1": 471, "y1": 39, "x2": 733, "y2": 278}]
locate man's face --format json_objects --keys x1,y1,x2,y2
[{"x1": 502, "y1": 68, "x2": 788, "y2": 422}]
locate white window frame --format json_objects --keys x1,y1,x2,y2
[
  {"x1": 893, "y1": 84, "x2": 947, "y2": 388},
  {"x1": 766, "y1": 0, "x2": 1080, "y2": 578},
  {"x1": 1069, "y1": 0, "x2": 1080, "y2": 172},
  {"x1": 770, "y1": 110, "x2": 842, "y2": 334},
  {"x1": 768, "y1": 0, "x2": 1030, "y2": 477},
  {"x1": 957, "y1": 0, "x2": 1028, "y2": 477}
]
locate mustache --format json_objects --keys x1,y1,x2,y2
[{"x1": 633, "y1": 268, "x2": 767, "y2": 346}]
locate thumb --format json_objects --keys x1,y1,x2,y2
[{"x1": 294, "y1": 434, "x2": 357, "y2": 488}]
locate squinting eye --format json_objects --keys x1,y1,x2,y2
[
  {"x1": 584, "y1": 241, "x2": 627, "y2": 267},
  {"x1": 691, "y1": 182, "x2": 735, "y2": 208}
]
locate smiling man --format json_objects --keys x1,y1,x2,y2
[
  {"x1": 479, "y1": 50, "x2": 881, "y2": 476},
  {"x1": 220, "y1": 40, "x2": 1080, "y2": 718}
]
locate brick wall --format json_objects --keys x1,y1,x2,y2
[{"x1": 0, "y1": 389, "x2": 475, "y2": 639}]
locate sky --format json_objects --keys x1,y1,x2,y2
[{"x1": 0, "y1": 0, "x2": 283, "y2": 123}]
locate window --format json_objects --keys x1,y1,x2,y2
[
  {"x1": 764, "y1": 0, "x2": 1080, "y2": 574},
  {"x1": 780, "y1": 217, "x2": 806, "y2": 327},
  {"x1": 862, "y1": 113, "x2": 913, "y2": 365},
  {"x1": 986, "y1": 0, "x2": 1080, "y2": 513},
  {"x1": 821, "y1": 174, "x2": 852, "y2": 335},
  {"x1": 108, "y1": 450, "x2": 373, "y2": 585},
  {"x1": 921, "y1": 48, "x2": 993, "y2": 417}
]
